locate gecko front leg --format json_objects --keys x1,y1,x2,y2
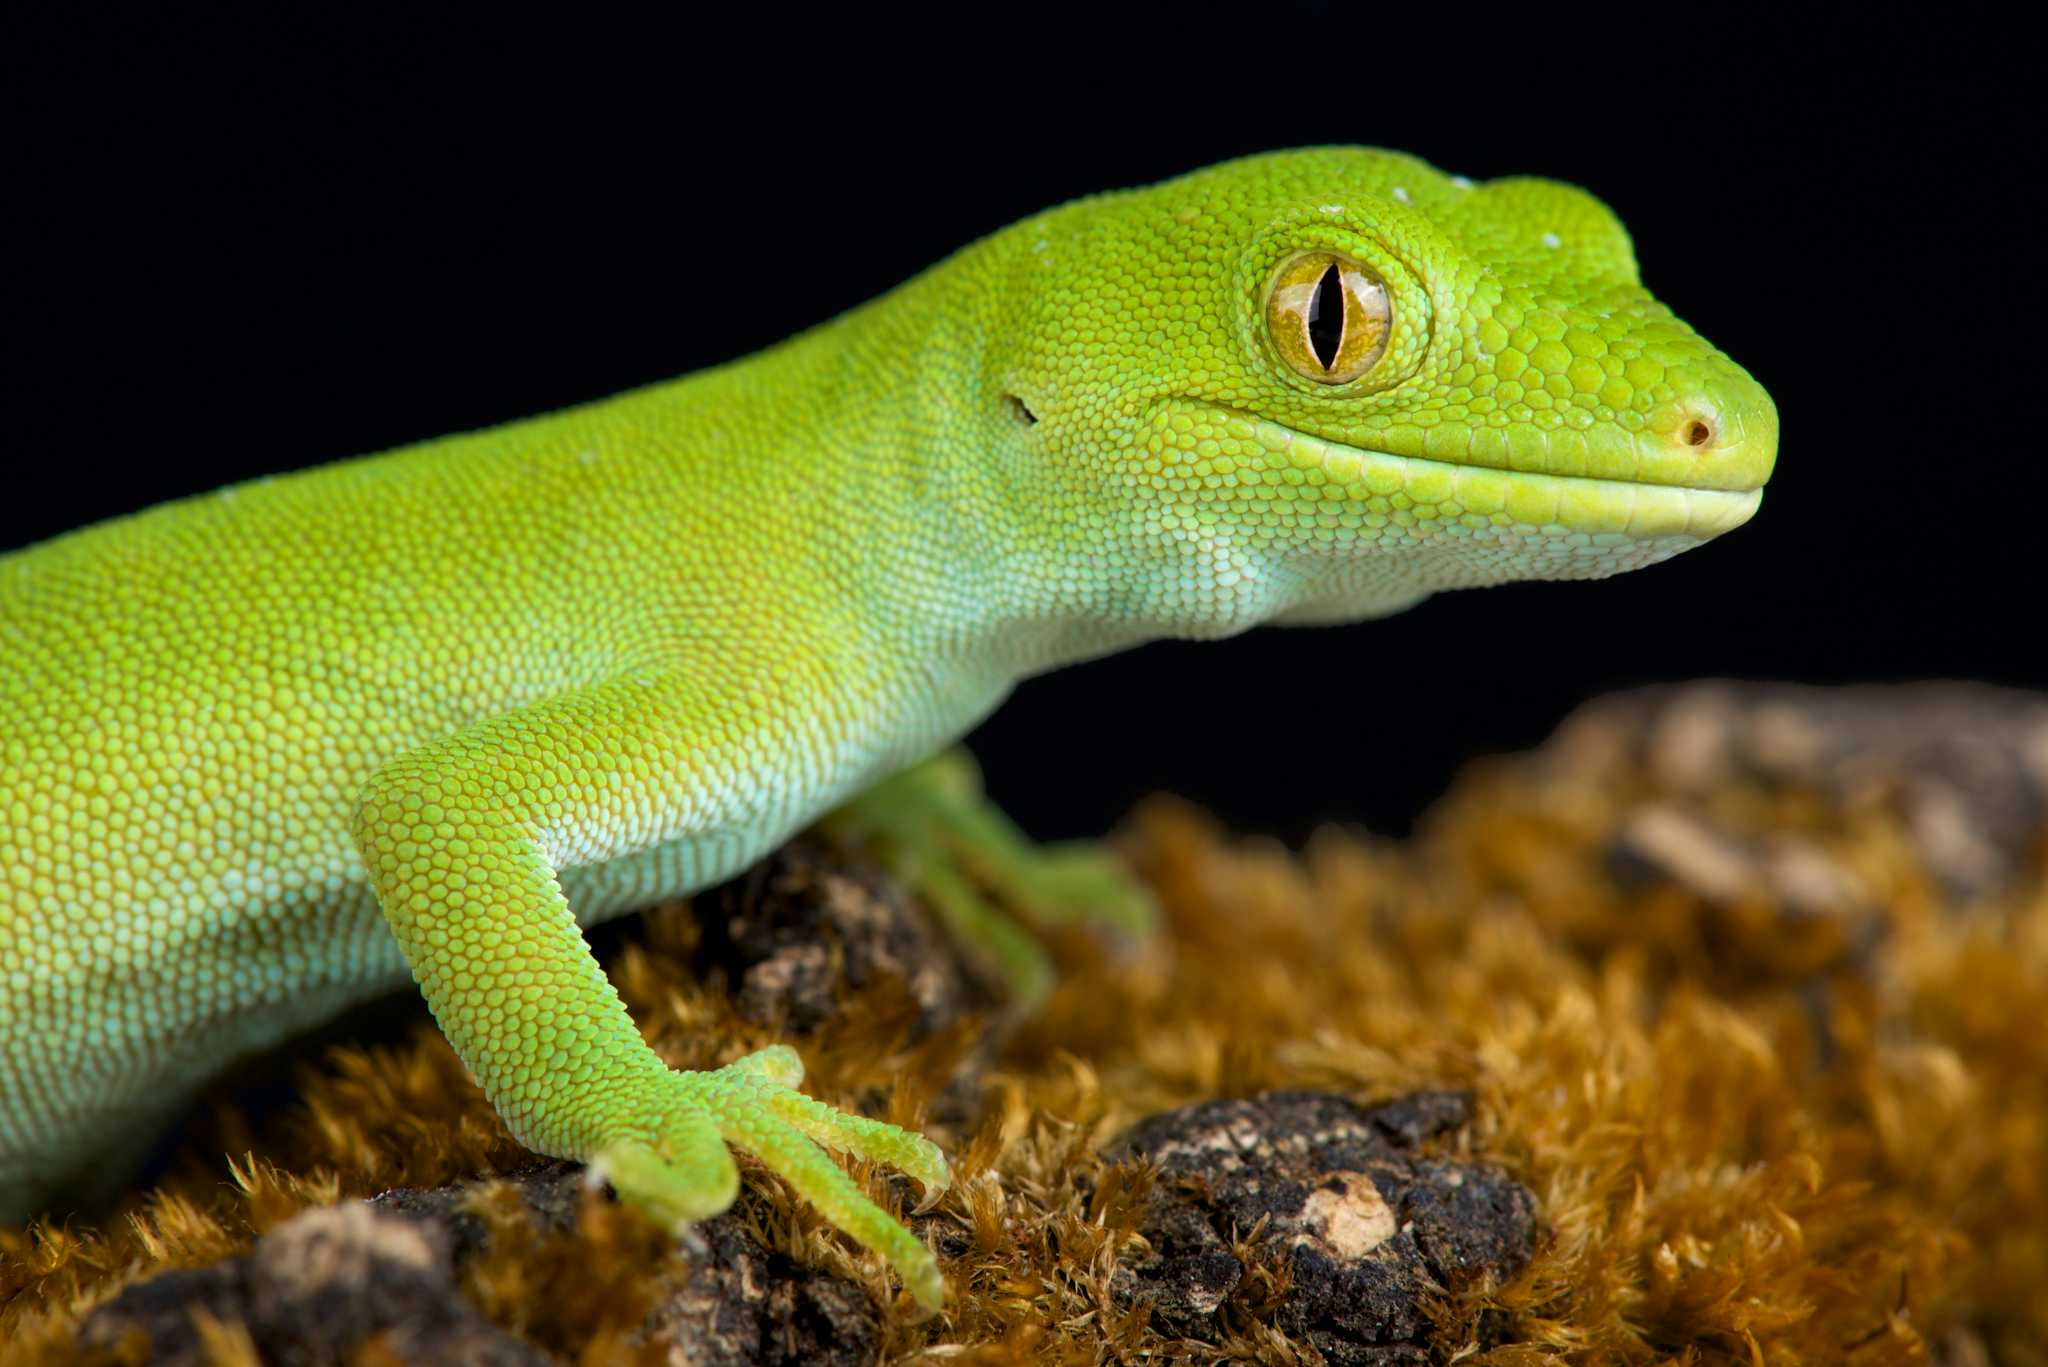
[{"x1": 351, "y1": 670, "x2": 949, "y2": 1311}]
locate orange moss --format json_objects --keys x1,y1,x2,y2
[{"x1": 3, "y1": 714, "x2": 2043, "y2": 1364}]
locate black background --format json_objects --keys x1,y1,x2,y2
[{"x1": 7, "y1": 6, "x2": 2033, "y2": 840}]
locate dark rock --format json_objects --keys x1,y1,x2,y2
[
  {"x1": 691, "y1": 838, "x2": 989, "y2": 1036},
  {"x1": 640, "y1": 1218, "x2": 878, "y2": 1367},
  {"x1": 383, "y1": 1161, "x2": 880, "y2": 1367},
  {"x1": 83, "y1": 1162, "x2": 882, "y2": 1366},
  {"x1": 1558, "y1": 682, "x2": 2048, "y2": 901},
  {"x1": 1105, "y1": 1091, "x2": 1536, "y2": 1365},
  {"x1": 1607, "y1": 803, "x2": 1876, "y2": 933},
  {"x1": 76, "y1": 1202, "x2": 546, "y2": 1366},
  {"x1": 1361, "y1": 1089, "x2": 1474, "y2": 1148},
  {"x1": 360, "y1": 1156, "x2": 602, "y2": 1274}
]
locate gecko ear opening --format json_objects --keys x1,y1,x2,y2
[{"x1": 1003, "y1": 395, "x2": 1037, "y2": 426}]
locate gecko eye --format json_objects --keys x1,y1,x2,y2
[{"x1": 1264, "y1": 251, "x2": 1391, "y2": 385}]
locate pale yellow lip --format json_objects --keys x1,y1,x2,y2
[{"x1": 1244, "y1": 412, "x2": 1764, "y2": 540}]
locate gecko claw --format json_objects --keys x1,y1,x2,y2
[{"x1": 911, "y1": 1176, "x2": 948, "y2": 1216}]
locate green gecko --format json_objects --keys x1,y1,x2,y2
[{"x1": 0, "y1": 148, "x2": 1776, "y2": 1312}]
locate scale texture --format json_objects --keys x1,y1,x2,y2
[{"x1": 0, "y1": 148, "x2": 1776, "y2": 1309}]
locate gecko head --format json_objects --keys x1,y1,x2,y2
[{"x1": 975, "y1": 146, "x2": 1777, "y2": 634}]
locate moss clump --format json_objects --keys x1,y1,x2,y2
[{"x1": 3, "y1": 684, "x2": 2043, "y2": 1364}]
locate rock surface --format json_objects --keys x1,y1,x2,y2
[
  {"x1": 1105, "y1": 1090, "x2": 1537, "y2": 1365},
  {"x1": 374, "y1": 1162, "x2": 883, "y2": 1367},
  {"x1": 79, "y1": 1162, "x2": 883, "y2": 1367},
  {"x1": 76, "y1": 1202, "x2": 547, "y2": 1366},
  {"x1": 1555, "y1": 681, "x2": 2048, "y2": 902},
  {"x1": 689, "y1": 838, "x2": 988, "y2": 1038}
]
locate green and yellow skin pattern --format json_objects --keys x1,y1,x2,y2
[{"x1": 0, "y1": 148, "x2": 1776, "y2": 1311}]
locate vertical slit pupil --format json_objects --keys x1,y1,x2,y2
[{"x1": 1306, "y1": 262, "x2": 1344, "y2": 370}]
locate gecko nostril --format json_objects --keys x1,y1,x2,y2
[{"x1": 1683, "y1": 418, "x2": 1713, "y2": 448}]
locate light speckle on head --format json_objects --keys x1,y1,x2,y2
[
  {"x1": 1391, "y1": 185, "x2": 1411, "y2": 204},
  {"x1": 1319, "y1": 204, "x2": 1344, "y2": 215},
  {"x1": 1541, "y1": 232, "x2": 1562, "y2": 249}
]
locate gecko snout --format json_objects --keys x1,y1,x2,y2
[{"x1": 1665, "y1": 377, "x2": 1778, "y2": 493}]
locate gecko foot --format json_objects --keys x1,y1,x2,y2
[
  {"x1": 823, "y1": 747, "x2": 1159, "y2": 1012},
  {"x1": 594, "y1": 1044, "x2": 949, "y2": 1314}
]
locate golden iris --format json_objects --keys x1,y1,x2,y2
[{"x1": 1264, "y1": 252, "x2": 1391, "y2": 385}]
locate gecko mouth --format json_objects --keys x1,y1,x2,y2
[{"x1": 1235, "y1": 410, "x2": 1764, "y2": 542}]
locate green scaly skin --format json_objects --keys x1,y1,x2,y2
[{"x1": 0, "y1": 148, "x2": 1776, "y2": 1311}]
